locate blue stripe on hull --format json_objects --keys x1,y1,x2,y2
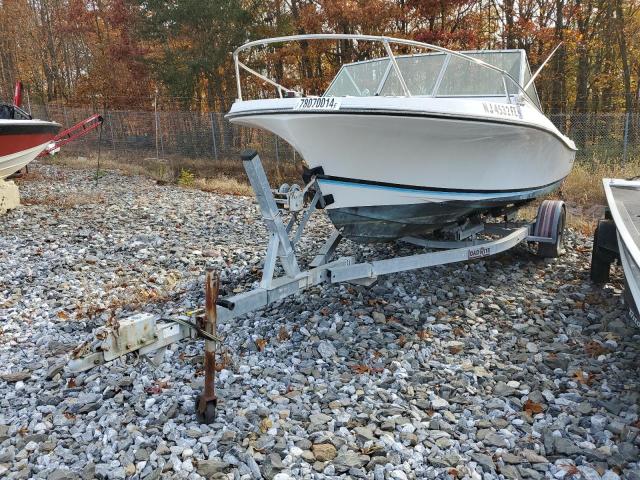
[{"x1": 317, "y1": 178, "x2": 564, "y2": 202}]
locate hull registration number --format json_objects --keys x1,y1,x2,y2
[
  {"x1": 482, "y1": 102, "x2": 523, "y2": 119},
  {"x1": 294, "y1": 97, "x2": 341, "y2": 110}
]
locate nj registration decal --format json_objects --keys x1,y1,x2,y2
[
  {"x1": 294, "y1": 97, "x2": 342, "y2": 110},
  {"x1": 482, "y1": 102, "x2": 523, "y2": 119}
]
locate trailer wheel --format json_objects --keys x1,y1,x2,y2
[
  {"x1": 535, "y1": 200, "x2": 566, "y2": 258},
  {"x1": 590, "y1": 219, "x2": 618, "y2": 284}
]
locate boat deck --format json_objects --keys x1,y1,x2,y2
[
  {"x1": 606, "y1": 179, "x2": 640, "y2": 319},
  {"x1": 610, "y1": 182, "x2": 640, "y2": 246}
]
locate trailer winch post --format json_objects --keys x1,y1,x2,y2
[{"x1": 196, "y1": 269, "x2": 220, "y2": 424}]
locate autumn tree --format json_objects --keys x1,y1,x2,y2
[{"x1": 135, "y1": 0, "x2": 252, "y2": 112}]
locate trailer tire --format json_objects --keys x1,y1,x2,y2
[
  {"x1": 536, "y1": 201, "x2": 566, "y2": 258},
  {"x1": 590, "y1": 220, "x2": 618, "y2": 284}
]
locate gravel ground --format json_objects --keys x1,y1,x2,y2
[{"x1": 1, "y1": 163, "x2": 639, "y2": 480}]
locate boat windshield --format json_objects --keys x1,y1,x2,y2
[{"x1": 324, "y1": 50, "x2": 541, "y2": 107}]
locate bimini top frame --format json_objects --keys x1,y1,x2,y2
[{"x1": 232, "y1": 33, "x2": 540, "y2": 109}]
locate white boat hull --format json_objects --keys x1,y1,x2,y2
[
  {"x1": 603, "y1": 179, "x2": 640, "y2": 323},
  {"x1": 229, "y1": 97, "x2": 576, "y2": 241},
  {"x1": 0, "y1": 141, "x2": 50, "y2": 179}
]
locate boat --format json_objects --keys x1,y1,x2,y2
[
  {"x1": 226, "y1": 34, "x2": 577, "y2": 243},
  {"x1": 592, "y1": 178, "x2": 640, "y2": 325},
  {"x1": 0, "y1": 102, "x2": 61, "y2": 179}
]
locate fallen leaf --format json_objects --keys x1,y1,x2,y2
[
  {"x1": 57, "y1": 311, "x2": 69, "y2": 320},
  {"x1": 416, "y1": 330, "x2": 432, "y2": 340},
  {"x1": 214, "y1": 351, "x2": 232, "y2": 371},
  {"x1": 255, "y1": 338, "x2": 268, "y2": 352},
  {"x1": 277, "y1": 326, "x2": 290, "y2": 341},
  {"x1": 351, "y1": 364, "x2": 371, "y2": 374},
  {"x1": 350, "y1": 364, "x2": 382, "y2": 375},
  {"x1": 585, "y1": 341, "x2": 607, "y2": 357},
  {"x1": 259, "y1": 417, "x2": 272, "y2": 433},
  {"x1": 561, "y1": 464, "x2": 579, "y2": 475},
  {"x1": 523, "y1": 399, "x2": 544, "y2": 415},
  {"x1": 360, "y1": 444, "x2": 382, "y2": 455},
  {"x1": 67, "y1": 377, "x2": 77, "y2": 388},
  {"x1": 572, "y1": 369, "x2": 595, "y2": 385}
]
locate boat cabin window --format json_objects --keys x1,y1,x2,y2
[{"x1": 324, "y1": 50, "x2": 541, "y2": 108}]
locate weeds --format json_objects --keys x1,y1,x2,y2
[
  {"x1": 43, "y1": 151, "x2": 639, "y2": 228},
  {"x1": 22, "y1": 192, "x2": 105, "y2": 208},
  {"x1": 177, "y1": 168, "x2": 195, "y2": 187}
]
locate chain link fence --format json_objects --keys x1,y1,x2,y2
[
  {"x1": 30, "y1": 104, "x2": 639, "y2": 177},
  {"x1": 549, "y1": 112, "x2": 639, "y2": 163},
  {"x1": 32, "y1": 104, "x2": 299, "y2": 169}
]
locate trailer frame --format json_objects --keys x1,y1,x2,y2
[{"x1": 68, "y1": 149, "x2": 567, "y2": 422}]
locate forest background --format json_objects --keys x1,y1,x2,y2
[{"x1": 1, "y1": 0, "x2": 639, "y2": 116}]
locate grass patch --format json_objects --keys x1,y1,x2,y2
[
  {"x1": 560, "y1": 158, "x2": 639, "y2": 208},
  {"x1": 45, "y1": 151, "x2": 639, "y2": 230},
  {"x1": 192, "y1": 175, "x2": 254, "y2": 196},
  {"x1": 23, "y1": 192, "x2": 105, "y2": 208},
  {"x1": 518, "y1": 156, "x2": 640, "y2": 235},
  {"x1": 47, "y1": 152, "x2": 300, "y2": 197}
]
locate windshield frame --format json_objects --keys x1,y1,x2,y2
[{"x1": 232, "y1": 34, "x2": 542, "y2": 111}]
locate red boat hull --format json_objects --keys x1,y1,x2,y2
[{"x1": 0, "y1": 121, "x2": 60, "y2": 178}]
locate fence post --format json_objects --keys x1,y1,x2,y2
[
  {"x1": 107, "y1": 111, "x2": 116, "y2": 153},
  {"x1": 274, "y1": 134, "x2": 280, "y2": 166},
  {"x1": 159, "y1": 111, "x2": 165, "y2": 158},
  {"x1": 210, "y1": 112, "x2": 219, "y2": 160},
  {"x1": 154, "y1": 91, "x2": 160, "y2": 159},
  {"x1": 622, "y1": 111, "x2": 631, "y2": 164},
  {"x1": 62, "y1": 106, "x2": 69, "y2": 131}
]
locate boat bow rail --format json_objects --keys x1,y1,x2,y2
[{"x1": 232, "y1": 34, "x2": 541, "y2": 109}]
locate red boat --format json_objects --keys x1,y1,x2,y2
[{"x1": 0, "y1": 83, "x2": 60, "y2": 179}]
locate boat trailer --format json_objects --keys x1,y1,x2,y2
[{"x1": 68, "y1": 149, "x2": 567, "y2": 422}]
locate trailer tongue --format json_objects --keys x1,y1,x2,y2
[{"x1": 38, "y1": 114, "x2": 104, "y2": 157}]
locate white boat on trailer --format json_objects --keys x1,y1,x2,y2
[
  {"x1": 591, "y1": 178, "x2": 640, "y2": 326},
  {"x1": 227, "y1": 34, "x2": 577, "y2": 242},
  {"x1": 69, "y1": 35, "x2": 575, "y2": 422}
]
